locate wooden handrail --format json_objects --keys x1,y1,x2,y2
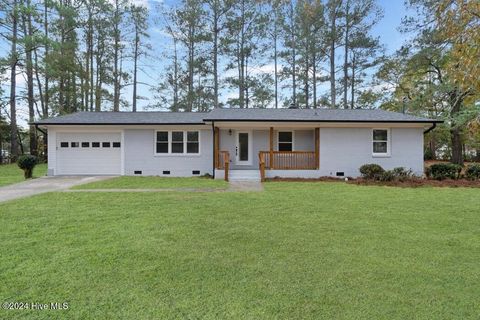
[
  {"x1": 259, "y1": 152, "x2": 266, "y2": 182},
  {"x1": 218, "y1": 150, "x2": 230, "y2": 181},
  {"x1": 259, "y1": 151, "x2": 316, "y2": 170}
]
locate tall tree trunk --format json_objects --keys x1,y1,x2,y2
[
  {"x1": 239, "y1": 0, "x2": 245, "y2": 108},
  {"x1": 350, "y1": 53, "x2": 355, "y2": 109},
  {"x1": 173, "y1": 37, "x2": 179, "y2": 112},
  {"x1": 312, "y1": 51, "x2": 317, "y2": 109},
  {"x1": 213, "y1": 2, "x2": 219, "y2": 109},
  {"x1": 9, "y1": 0, "x2": 19, "y2": 160},
  {"x1": 42, "y1": 0, "x2": 49, "y2": 160},
  {"x1": 274, "y1": 18, "x2": 278, "y2": 109},
  {"x1": 343, "y1": 0, "x2": 350, "y2": 109},
  {"x1": 290, "y1": 0, "x2": 296, "y2": 107},
  {"x1": 22, "y1": 0, "x2": 37, "y2": 156},
  {"x1": 329, "y1": 2, "x2": 337, "y2": 108},
  {"x1": 113, "y1": 0, "x2": 121, "y2": 112},
  {"x1": 450, "y1": 90, "x2": 464, "y2": 165},
  {"x1": 132, "y1": 29, "x2": 139, "y2": 112},
  {"x1": 304, "y1": 46, "x2": 309, "y2": 109}
]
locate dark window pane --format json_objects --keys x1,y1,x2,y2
[
  {"x1": 92, "y1": 142, "x2": 100, "y2": 148},
  {"x1": 156, "y1": 143, "x2": 168, "y2": 153},
  {"x1": 187, "y1": 131, "x2": 198, "y2": 142},
  {"x1": 278, "y1": 132, "x2": 293, "y2": 142},
  {"x1": 102, "y1": 142, "x2": 111, "y2": 148},
  {"x1": 278, "y1": 143, "x2": 292, "y2": 151},
  {"x1": 172, "y1": 131, "x2": 183, "y2": 142},
  {"x1": 82, "y1": 142, "x2": 90, "y2": 148},
  {"x1": 373, "y1": 142, "x2": 388, "y2": 153},
  {"x1": 71, "y1": 142, "x2": 79, "y2": 148},
  {"x1": 60, "y1": 142, "x2": 68, "y2": 148},
  {"x1": 157, "y1": 131, "x2": 168, "y2": 142},
  {"x1": 239, "y1": 133, "x2": 249, "y2": 161},
  {"x1": 373, "y1": 130, "x2": 388, "y2": 141},
  {"x1": 172, "y1": 142, "x2": 184, "y2": 153},
  {"x1": 187, "y1": 142, "x2": 199, "y2": 153},
  {"x1": 113, "y1": 142, "x2": 121, "y2": 148}
]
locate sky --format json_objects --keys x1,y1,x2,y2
[{"x1": 1, "y1": 0, "x2": 415, "y2": 127}]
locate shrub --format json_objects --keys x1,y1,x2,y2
[
  {"x1": 379, "y1": 170, "x2": 396, "y2": 182},
  {"x1": 426, "y1": 163, "x2": 462, "y2": 180},
  {"x1": 17, "y1": 155, "x2": 38, "y2": 179},
  {"x1": 392, "y1": 167, "x2": 415, "y2": 182},
  {"x1": 424, "y1": 148, "x2": 433, "y2": 161},
  {"x1": 465, "y1": 164, "x2": 480, "y2": 180},
  {"x1": 359, "y1": 164, "x2": 385, "y2": 180}
]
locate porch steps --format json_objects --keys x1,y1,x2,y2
[{"x1": 229, "y1": 170, "x2": 261, "y2": 182}]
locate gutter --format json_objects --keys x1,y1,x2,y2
[
  {"x1": 423, "y1": 122, "x2": 437, "y2": 134},
  {"x1": 202, "y1": 119, "x2": 444, "y2": 124},
  {"x1": 31, "y1": 122, "x2": 208, "y2": 126}
]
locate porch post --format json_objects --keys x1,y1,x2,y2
[
  {"x1": 269, "y1": 127, "x2": 274, "y2": 169},
  {"x1": 315, "y1": 128, "x2": 320, "y2": 169},
  {"x1": 214, "y1": 127, "x2": 219, "y2": 169}
]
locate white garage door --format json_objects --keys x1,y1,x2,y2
[{"x1": 56, "y1": 132, "x2": 122, "y2": 175}]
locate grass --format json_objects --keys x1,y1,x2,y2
[
  {"x1": 0, "y1": 163, "x2": 47, "y2": 187},
  {"x1": 72, "y1": 175, "x2": 228, "y2": 190},
  {"x1": 0, "y1": 181, "x2": 479, "y2": 319}
]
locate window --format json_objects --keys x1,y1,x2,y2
[
  {"x1": 71, "y1": 142, "x2": 79, "y2": 148},
  {"x1": 155, "y1": 130, "x2": 200, "y2": 155},
  {"x1": 278, "y1": 131, "x2": 293, "y2": 151},
  {"x1": 112, "y1": 142, "x2": 121, "y2": 148},
  {"x1": 92, "y1": 142, "x2": 100, "y2": 148},
  {"x1": 163, "y1": 170, "x2": 170, "y2": 175},
  {"x1": 60, "y1": 142, "x2": 68, "y2": 148},
  {"x1": 373, "y1": 129, "x2": 390, "y2": 156},
  {"x1": 187, "y1": 131, "x2": 199, "y2": 154},
  {"x1": 156, "y1": 131, "x2": 168, "y2": 153},
  {"x1": 82, "y1": 142, "x2": 90, "y2": 148},
  {"x1": 102, "y1": 142, "x2": 111, "y2": 148},
  {"x1": 171, "y1": 131, "x2": 184, "y2": 154}
]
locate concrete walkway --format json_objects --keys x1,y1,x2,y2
[
  {"x1": 0, "y1": 176, "x2": 114, "y2": 203},
  {"x1": 228, "y1": 181, "x2": 264, "y2": 192}
]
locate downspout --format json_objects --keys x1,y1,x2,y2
[
  {"x1": 423, "y1": 122, "x2": 436, "y2": 134},
  {"x1": 211, "y1": 121, "x2": 215, "y2": 179}
]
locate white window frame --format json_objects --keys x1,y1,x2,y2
[
  {"x1": 154, "y1": 130, "x2": 201, "y2": 156},
  {"x1": 372, "y1": 128, "x2": 391, "y2": 157},
  {"x1": 277, "y1": 131, "x2": 295, "y2": 151}
]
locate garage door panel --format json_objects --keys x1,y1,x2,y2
[{"x1": 57, "y1": 132, "x2": 121, "y2": 175}]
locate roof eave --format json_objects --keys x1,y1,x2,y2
[
  {"x1": 32, "y1": 122, "x2": 208, "y2": 126},
  {"x1": 203, "y1": 119, "x2": 444, "y2": 123}
]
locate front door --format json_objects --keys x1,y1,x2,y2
[{"x1": 235, "y1": 131, "x2": 252, "y2": 165}]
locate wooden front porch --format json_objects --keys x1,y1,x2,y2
[{"x1": 214, "y1": 127, "x2": 320, "y2": 182}]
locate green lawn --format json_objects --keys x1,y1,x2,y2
[
  {"x1": 0, "y1": 182, "x2": 479, "y2": 319},
  {"x1": 72, "y1": 175, "x2": 228, "y2": 190},
  {"x1": 0, "y1": 163, "x2": 47, "y2": 187}
]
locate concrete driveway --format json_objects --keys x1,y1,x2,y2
[{"x1": 0, "y1": 176, "x2": 115, "y2": 203}]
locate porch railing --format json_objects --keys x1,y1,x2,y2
[
  {"x1": 217, "y1": 150, "x2": 230, "y2": 181},
  {"x1": 259, "y1": 151, "x2": 317, "y2": 170}
]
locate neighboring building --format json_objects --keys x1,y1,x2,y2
[{"x1": 34, "y1": 109, "x2": 441, "y2": 181}]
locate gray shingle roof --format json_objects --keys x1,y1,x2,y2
[
  {"x1": 34, "y1": 109, "x2": 441, "y2": 125},
  {"x1": 34, "y1": 111, "x2": 208, "y2": 125},
  {"x1": 203, "y1": 108, "x2": 441, "y2": 123}
]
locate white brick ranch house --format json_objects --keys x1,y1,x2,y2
[{"x1": 34, "y1": 108, "x2": 441, "y2": 181}]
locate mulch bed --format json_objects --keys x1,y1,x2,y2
[{"x1": 266, "y1": 177, "x2": 480, "y2": 188}]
